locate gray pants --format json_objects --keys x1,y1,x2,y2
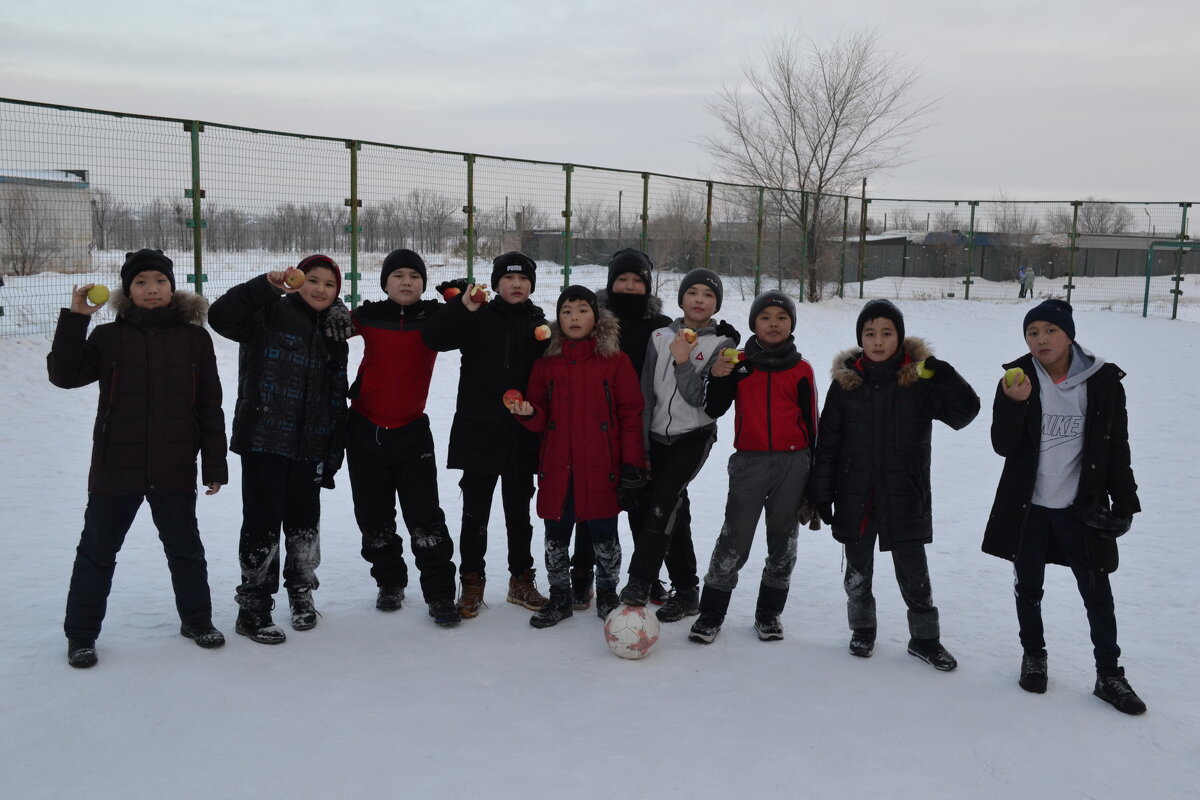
[
  {"x1": 844, "y1": 532, "x2": 940, "y2": 639},
  {"x1": 702, "y1": 450, "x2": 810, "y2": 594}
]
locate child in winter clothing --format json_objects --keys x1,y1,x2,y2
[
  {"x1": 619, "y1": 268, "x2": 740, "y2": 621},
  {"x1": 689, "y1": 290, "x2": 817, "y2": 644},
  {"x1": 983, "y1": 299, "x2": 1145, "y2": 714},
  {"x1": 568, "y1": 248, "x2": 672, "y2": 610},
  {"x1": 511, "y1": 286, "x2": 647, "y2": 627},
  {"x1": 809, "y1": 299, "x2": 979, "y2": 670},
  {"x1": 48, "y1": 249, "x2": 228, "y2": 667},
  {"x1": 345, "y1": 249, "x2": 459, "y2": 627},
  {"x1": 209, "y1": 255, "x2": 350, "y2": 645},
  {"x1": 421, "y1": 251, "x2": 550, "y2": 618}
]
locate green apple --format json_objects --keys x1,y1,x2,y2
[{"x1": 1004, "y1": 367, "x2": 1026, "y2": 388}]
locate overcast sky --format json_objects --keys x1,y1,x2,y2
[{"x1": 2, "y1": 0, "x2": 1197, "y2": 201}]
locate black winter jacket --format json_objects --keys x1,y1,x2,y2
[
  {"x1": 596, "y1": 290, "x2": 671, "y2": 376},
  {"x1": 208, "y1": 275, "x2": 348, "y2": 482},
  {"x1": 808, "y1": 338, "x2": 980, "y2": 550},
  {"x1": 982, "y1": 352, "x2": 1139, "y2": 573},
  {"x1": 420, "y1": 293, "x2": 549, "y2": 474},
  {"x1": 47, "y1": 291, "x2": 228, "y2": 495}
]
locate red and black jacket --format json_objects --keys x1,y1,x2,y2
[
  {"x1": 350, "y1": 298, "x2": 441, "y2": 429},
  {"x1": 705, "y1": 335, "x2": 817, "y2": 453}
]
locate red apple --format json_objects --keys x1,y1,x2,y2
[
  {"x1": 682, "y1": 328, "x2": 697, "y2": 344},
  {"x1": 534, "y1": 324, "x2": 551, "y2": 341},
  {"x1": 283, "y1": 267, "x2": 306, "y2": 289},
  {"x1": 442, "y1": 286, "x2": 462, "y2": 300},
  {"x1": 468, "y1": 285, "x2": 489, "y2": 305},
  {"x1": 502, "y1": 389, "x2": 524, "y2": 410}
]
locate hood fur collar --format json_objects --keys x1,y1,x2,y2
[
  {"x1": 831, "y1": 336, "x2": 931, "y2": 390},
  {"x1": 110, "y1": 288, "x2": 209, "y2": 326},
  {"x1": 544, "y1": 308, "x2": 621, "y2": 358}
]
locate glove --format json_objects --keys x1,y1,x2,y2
[
  {"x1": 1084, "y1": 505, "x2": 1132, "y2": 538},
  {"x1": 797, "y1": 499, "x2": 822, "y2": 531},
  {"x1": 435, "y1": 279, "x2": 468, "y2": 300},
  {"x1": 816, "y1": 502, "x2": 834, "y2": 526},
  {"x1": 322, "y1": 298, "x2": 354, "y2": 342},
  {"x1": 919, "y1": 355, "x2": 954, "y2": 383},
  {"x1": 315, "y1": 462, "x2": 337, "y2": 490},
  {"x1": 714, "y1": 320, "x2": 741, "y2": 346},
  {"x1": 618, "y1": 465, "x2": 647, "y2": 512}
]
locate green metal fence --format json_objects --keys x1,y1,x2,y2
[{"x1": 1, "y1": 97, "x2": 1196, "y2": 337}]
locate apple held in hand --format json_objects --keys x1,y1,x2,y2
[
  {"x1": 283, "y1": 267, "x2": 306, "y2": 289},
  {"x1": 502, "y1": 389, "x2": 524, "y2": 410},
  {"x1": 916, "y1": 359, "x2": 936, "y2": 379},
  {"x1": 86, "y1": 284, "x2": 110, "y2": 305},
  {"x1": 442, "y1": 286, "x2": 462, "y2": 300},
  {"x1": 1004, "y1": 367, "x2": 1026, "y2": 388},
  {"x1": 682, "y1": 328, "x2": 697, "y2": 344},
  {"x1": 534, "y1": 324, "x2": 551, "y2": 341},
  {"x1": 468, "y1": 284, "x2": 489, "y2": 305},
  {"x1": 721, "y1": 348, "x2": 745, "y2": 362}
]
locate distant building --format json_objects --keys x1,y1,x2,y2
[{"x1": 0, "y1": 169, "x2": 91, "y2": 275}]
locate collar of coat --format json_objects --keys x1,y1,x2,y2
[
  {"x1": 596, "y1": 288, "x2": 664, "y2": 320},
  {"x1": 831, "y1": 336, "x2": 931, "y2": 390},
  {"x1": 543, "y1": 308, "x2": 621, "y2": 358},
  {"x1": 110, "y1": 288, "x2": 209, "y2": 326}
]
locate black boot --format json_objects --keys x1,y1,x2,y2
[
  {"x1": 571, "y1": 569, "x2": 594, "y2": 610},
  {"x1": 67, "y1": 638, "x2": 98, "y2": 668},
  {"x1": 595, "y1": 588, "x2": 620, "y2": 620},
  {"x1": 530, "y1": 586, "x2": 574, "y2": 629},
  {"x1": 180, "y1": 620, "x2": 226, "y2": 649},
  {"x1": 754, "y1": 584, "x2": 788, "y2": 641},
  {"x1": 688, "y1": 586, "x2": 732, "y2": 644},
  {"x1": 1020, "y1": 651, "x2": 1048, "y2": 694},
  {"x1": 850, "y1": 628, "x2": 876, "y2": 658},
  {"x1": 1094, "y1": 666, "x2": 1146, "y2": 715},
  {"x1": 619, "y1": 576, "x2": 652, "y2": 606},
  {"x1": 289, "y1": 589, "x2": 318, "y2": 631},
  {"x1": 235, "y1": 609, "x2": 286, "y2": 645},
  {"x1": 656, "y1": 585, "x2": 700, "y2": 623},
  {"x1": 376, "y1": 585, "x2": 405, "y2": 612},
  {"x1": 427, "y1": 599, "x2": 461, "y2": 627},
  {"x1": 908, "y1": 637, "x2": 957, "y2": 671}
]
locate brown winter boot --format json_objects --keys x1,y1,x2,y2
[
  {"x1": 457, "y1": 572, "x2": 486, "y2": 619},
  {"x1": 506, "y1": 568, "x2": 548, "y2": 610}
]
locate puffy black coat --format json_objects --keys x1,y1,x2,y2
[
  {"x1": 808, "y1": 338, "x2": 980, "y2": 550},
  {"x1": 420, "y1": 293, "x2": 549, "y2": 474},
  {"x1": 596, "y1": 289, "x2": 671, "y2": 376},
  {"x1": 982, "y1": 352, "x2": 1140, "y2": 573},
  {"x1": 208, "y1": 275, "x2": 348, "y2": 481},
  {"x1": 47, "y1": 291, "x2": 228, "y2": 495}
]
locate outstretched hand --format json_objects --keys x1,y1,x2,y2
[{"x1": 70, "y1": 285, "x2": 106, "y2": 316}]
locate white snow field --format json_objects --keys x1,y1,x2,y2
[{"x1": 1, "y1": 264, "x2": 1197, "y2": 799}]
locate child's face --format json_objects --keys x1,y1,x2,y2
[
  {"x1": 558, "y1": 299, "x2": 596, "y2": 340},
  {"x1": 129, "y1": 270, "x2": 173, "y2": 309},
  {"x1": 385, "y1": 267, "x2": 423, "y2": 306},
  {"x1": 497, "y1": 273, "x2": 531, "y2": 304},
  {"x1": 681, "y1": 284, "x2": 717, "y2": 327},
  {"x1": 612, "y1": 273, "x2": 647, "y2": 295},
  {"x1": 754, "y1": 307, "x2": 792, "y2": 346},
  {"x1": 1025, "y1": 321, "x2": 1072, "y2": 372},
  {"x1": 861, "y1": 317, "x2": 899, "y2": 362},
  {"x1": 299, "y1": 266, "x2": 338, "y2": 312}
]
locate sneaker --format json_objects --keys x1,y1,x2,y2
[
  {"x1": 649, "y1": 579, "x2": 669, "y2": 605},
  {"x1": 427, "y1": 599, "x2": 461, "y2": 628},
  {"x1": 754, "y1": 609, "x2": 784, "y2": 641},
  {"x1": 595, "y1": 589, "x2": 620, "y2": 620},
  {"x1": 618, "y1": 576, "x2": 652, "y2": 607},
  {"x1": 180, "y1": 621, "x2": 226, "y2": 649},
  {"x1": 529, "y1": 588, "x2": 573, "y2": 629},
  {"x1": 1094, "y1": 667, "x2": 1147, "y2": 715},
  {"x1": 235, "y1": 609, "x2": 287, "y2": 645},
  {"x1": 288, "y1": 589, "x2": 318, "y2": 631},
  {"x1": 67, "y1": 638, "x2": 98, "y2": 668},
  {"x1": 850, "y1": 628, "x2": 876, "y2": 658},
  {"x1": 1019, "y1": 652, "x2": 1048, "y2": 694},
  {"x1": 907, "y1": 637, "x2": 957, "y2": 671},
  {"x1": 656, "y1": 586, "x2": 700, "y2": 623},
  {"x1": 376, "y1": 586, "x2": 405, "y2": 612},
  {"x1": 571, "y1": 569, "x2": 594, "y2": 611},
  {"x1": 688, "y1": 612, "x2": 724, "y2": 644},
  {"x1": 506, "y1": 568, "x2": 549, "y2": 611},
  {"x1": 457, "y1": 572, "x2": 486, "y2": 619}
]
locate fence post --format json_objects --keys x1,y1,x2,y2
[
  {"x1": 1065, "y1": 201, "x2": 1081, "y2": 305},
  {"x1": 1173, "y1": 203, "x2": 1191, "y2": 320},
  {"x1": 964, "y1": 201, "x2": 978, "y2": 300},
  {"x1": 640, "y1": 172, "x2": 649, "y2": 252},
  {"x1": 841, "y1": 195, "x2": 849, "y2": 299},
  {"x1": 799, "y1": 190, "x2": 808, "y2": 303},
  {"x1": 704, "y1": 181, "x2": 713, "y2": 269},
  {"x1": 754, "y1": 187, "x2": 764, "y2": 296},
  {"x1": 562, "y1": 164, "x2": 574, "y2": 288},
  {"x1": 857, "y1": 180, "x2": 867, "y2": 299},
  {"x1": 344, "y1": 140, "x2": 362, "y2": 307},
  {"x1": 463, "y1": 154, "x2": 476, "y2": 284},
  {"x1": 183, "y1": 121, "x2": 206, "y2": 294}
]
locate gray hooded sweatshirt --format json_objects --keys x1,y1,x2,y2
[{"x1": 1031, "y1": 342, "x2": 1105, "y2": 508}]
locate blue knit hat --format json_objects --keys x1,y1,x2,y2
[{"x1": 1023, "y1": 299, "x2": 1075, "y2": 341}]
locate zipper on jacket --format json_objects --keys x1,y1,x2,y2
[{"x1": 766, "y1": 372, "x2": 773, "y2": 450}]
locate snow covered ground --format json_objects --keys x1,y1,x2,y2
[{"x1": 1, "y1": 268, "x2": 1198, "y2": 799}]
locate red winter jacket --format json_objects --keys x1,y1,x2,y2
[
  {"x1": 705, "y1": 336, "x2": 818, "y2": 452},
  {"x1": 519, "y1": 311, "x2": 647, "y2": 521},
  {"x1": 350, "y1": 299, "x2": 440, "y2": 429}
]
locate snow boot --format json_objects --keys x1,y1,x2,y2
[
  {"x1": 754, "y1": 583, "x2": 788, "y2": 641},
  {"x1": 67, "y1": 638, "x2": 98, "y2": 668},
  {"x1": 688, "y1": 587, "x2": 731, "y2": 644},
  {"x1": 1093, "y1": 667, "x2": 1147, "y2": 715},
  {"x1": 619, "y1": 576, "x2": 652, "y2": 606},
  {"x1": 595, "y1": 588, "x2": 620, "y2": 620},
  {"x1": 849, "y1": 628, "x2": 876, "y2": 658},
  {"x1": 1020, "y1": 651, "x2": 1048, "y2": 694},
  {"x1": 571, "y1": 568, "x2": 594, "y2": 611},
  {"x1": 457, "y1": 572, "x2": 486, "y2": 619},
  {"x1": 907, "y1": 637, "x2": 957, "y2": 671},
  {"x1": 507, "y1": 568, "x2": 549, "y2": 611},
  {"x1": 235, "y1": 609, "x2": 286, "y2": 645},
  {"x1": 180, "y1": 620, "x2": 226, "y2": 649},
  {"x1": 427, "y1": 599, "x2": 461, "y2": 628},
  {"x1": 376, "y1": 585, "x2": 405, "y2": 612},
  {"x1": 288, "y1": 589, "x2": 318, "y2": 631},
  {"x1": 656, "y1": 585, "x2": 700, "y2": 623},
  {"x1": 530, "y1": 587, "x2": 573, "y2": 629},
  {"x1": 649, "y1": 579, "x2": 669, "y2": 605}
]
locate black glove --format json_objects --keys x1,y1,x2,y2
[
  {"x1": 1085, "y1": 506, "x2": 1133, "y2": 538},
  {"x1": 435, "y1": 279, "x2": 468, "y2": 300},
  {"x1": 618, "y1": 465, "x2": 647, "y2": 512},
  {"x1": 315, "y1": 463, "x2": 337, "y2": 490},
  {"x1": 816, "y1": 502, "x2": 834, "y2": 526},
  {"x1": 714, "y1": 320, "x2": 741, "y2": 346},
  {"x1": 797, "y1": 499, "x2": 822, "y2": 531},
  {"x1": 322, "y1": 298, "x2": 354, "y2": 342}
]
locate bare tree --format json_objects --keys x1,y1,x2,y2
[
  {"x1": 1, "y1": 187, "x2": 65, "y2": 274},
  {"x1": 90, "y1": 188, "x2": 130, "y2": 252},
  {"x1": 1049, "y1": 198, "x2": 1136, "y2": 234},
  {"x1": 703, "y1": 28, "x2": 933, "y2": 300}
]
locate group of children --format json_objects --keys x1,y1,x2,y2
[{"x1": 49, "y1": 245, "x2": 1146, "y2": 715}]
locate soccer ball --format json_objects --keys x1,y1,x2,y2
[{"x1": 604, "y1": 605, "x2": 660, "y2": 660}]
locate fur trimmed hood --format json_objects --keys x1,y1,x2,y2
[
  {"x1": 543, "y1": 307, "x2": 621, "y2": 357},
  {"x1": 596, "y1": 288, "x2": 664, "y2": 320},
  {"x1": 831, "y1": 336, "x2": 931, "y2": 390},
  {"x1": 110, "y1": 288, "x2": 209, "y2": 326}
]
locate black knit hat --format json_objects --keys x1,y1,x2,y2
[
  {"x1": 1023, "y1": 298, "x2": 1075, "y2": 341},
  {"x1": 677, "y1": 268, "x2": 723, "y2": 312},
  {"x1": 556, "y1": 285, "x2": 599, "y2": 321},
  {"x1": 856, "y1": 299, "x2": 905, "y2": 346},
  {"x1": 748, "y1": 290, "x2": 797, "y2": 335},
  {"x1": 381, "y1": 248, "x2": 427, "y2": 292},
  {"x1": 120, "y1": 249, "x2": 175, "y2": 296},
  {"x1": 607, "y1": 248, "x2": 653, "y2": 293},
  {"x1": 491, "y1": 251, "x2": 537, "y2": 292}
]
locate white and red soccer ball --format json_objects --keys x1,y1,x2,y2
[{"x1": 604, "y1": 604, "x2": 660, "y2": 659}]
